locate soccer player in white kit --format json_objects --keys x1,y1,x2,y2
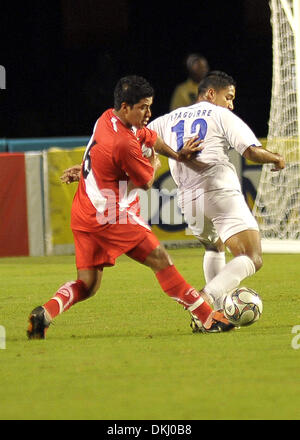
[{"x1": 148, "y1": 71, "x2": 285, "y2": 330}]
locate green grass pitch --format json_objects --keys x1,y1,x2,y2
[{"x1": 0, "y1": 249, "x2": 300, "y2": 420}]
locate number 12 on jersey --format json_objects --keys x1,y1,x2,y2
[{"x1": 171, "y1": 118, "x2": 207, "y2": 151}]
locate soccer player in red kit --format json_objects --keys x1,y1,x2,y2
[{"x1": 27, "y1": 75, "x2": 233, "y2": 339}]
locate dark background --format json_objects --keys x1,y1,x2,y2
[{"x1": 0, "y1": 0, "x2": 272, "y2": 139}]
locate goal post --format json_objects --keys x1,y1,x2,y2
[{"x1": 253, "y1": 0, "x2": 300, "y2": 252}]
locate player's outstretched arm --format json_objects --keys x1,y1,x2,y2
[
  {"x1": 153, "y1": 135, "x2": 203, "y2": 161},
  {"x1": 153, "y1": 135, "x2": 209, "y2": 172},
  {"x1": 243, "y1": 146, "x2": 285, "y2": 171}
]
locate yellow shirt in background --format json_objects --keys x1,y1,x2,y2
[{"x1": 169, "y1": 78, "x2": 199, "y2": 111}]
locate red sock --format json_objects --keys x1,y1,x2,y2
[
  {"x1": 43, "y1": 280, "x2": 89, "y2": 319},
  {"x1": 155, "y1": 265, "x2": 212, "y2": 324}
]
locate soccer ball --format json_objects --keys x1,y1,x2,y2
[{"x1": 223, "y1": 287, "x2": 263, "y2": 327}]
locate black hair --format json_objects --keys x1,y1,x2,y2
[
  {"x1": 198, "y1": 71, "x2": 236, "y2": 96},
  {"x1": 185, "y1": 53, "x2": 208, "y2": 71},
  {"x1": 113, "y1": 75, "x2": 154, "y2": 110}
]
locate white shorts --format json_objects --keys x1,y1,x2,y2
[{"x1": 182, "y1": 188, "x2": 259, "y2": 245}]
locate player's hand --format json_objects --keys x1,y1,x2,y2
[
  {"x1": 271, "y1": 154, "x2": 285, "y2": 171},
  {"x1": 60, "y1": 164, "x2": 82, "y2": 184},
  {"x1": 177, "y1": 136, "x2": 204, "y2": 162}
]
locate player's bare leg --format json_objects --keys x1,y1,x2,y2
[
  {"x1": 197, "y1": 229, "x2": 262, "y2": 312},
  {"x1": 225, "y1": 229, "x2": 262, "y2": 271},
  {"x1": 77, "y1": 268, "x2": 103, "y2": 296},
  {"x1": 142, "y1": 244, "x2": 173, "y2": 271},
  {"x1": 27, "y1": 269, "x2": 103, "y2": 339},
  {"x1": 142, "y1": 244, "x2": 233, "y2": 333}
]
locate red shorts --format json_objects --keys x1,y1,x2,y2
[{"x1": 72, "y1": 223, "x2": 160, "y2": 270}]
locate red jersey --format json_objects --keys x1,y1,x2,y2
[{"x1": 71, "y1": 109, "x2": 157, "y2": 232}]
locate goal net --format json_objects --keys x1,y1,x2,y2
[{"x1": 252, "y1": 0, "x2": 300, "y2": 252}]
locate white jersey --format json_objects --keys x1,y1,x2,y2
[{"x1": 148, "y1": 101, "x2": 261, "y2": 196}]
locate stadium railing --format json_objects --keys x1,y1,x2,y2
[
  {"x1": 5, "y1": 136, "x2": 90, "y2": 152},
  {"x1": 0, "y1": 139, "x2": 7, "y2": 152}
]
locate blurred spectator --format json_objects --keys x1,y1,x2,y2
[{"x1": 169, "y1": 53, "x2": 209, "y2": 110}]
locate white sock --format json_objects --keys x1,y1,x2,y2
[
  {"x1": 203, "y1": 251, "x2": 226, "y2": 283},
  {"x1": 203, "y1": 255, "x2": 256, "y2": 310}
]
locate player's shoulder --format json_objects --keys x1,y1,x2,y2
[
  {"x1": 147, "y1": 113, "x2": 167, "y2": 132},
  {"x1": 198, "y1": 101, "x2": 228, "y2": 116},
  {"x1": 212, "y1": 104, "x2": 239, "y2": 123},
  {"x1": 93, "y1": 108, "x2": 114, "y2": 133},
  {"x1": 216, "y1": 105, "x2": 233, "y2": 115},
  {"x1": 97, "y1": 108, "x2": 113, "y2": 123}
]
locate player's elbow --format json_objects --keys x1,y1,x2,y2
[
  {"x1": 243, "y1": 145, "x2": 260, "y2": 162},
  {"x1": 243, "y1": 146, "x2": 253, "y2": 160}
]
